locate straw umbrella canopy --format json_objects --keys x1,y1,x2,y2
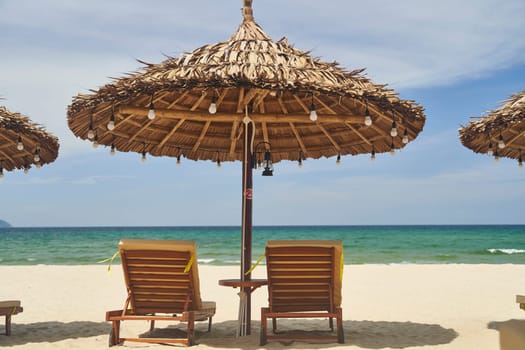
[
  {"x1": 459, "y1": 91, "x2": 525, "y2": 166},
  {"x1": 0, "y1": 105, "x2": 59, "y2": 175},
  {"x1": 67, "y1": 0, "x2": 425, "y2": 335}
]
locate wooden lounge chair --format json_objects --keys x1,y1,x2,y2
[
  {"x1": 0, "y1": 300, "x2": 23, "y2": 336},
  {"x1": 106, "y1": 239, "x2": 215, "y2": 346},
  {"x1": 260, "y1": 240, "x2": 344, "y2": 345}
]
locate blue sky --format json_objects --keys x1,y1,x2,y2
[{"x1": 1, "y1": 0, "x2": 524, "y2": 226}]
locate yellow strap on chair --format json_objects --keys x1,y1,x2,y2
[
  {"x1": 340, "y1": 251, "x2": 344, "y2": 281},
  {"x1": 244, "y1": 253, "x2": 265, "y2": 276},
  {"x1": 98, "y1": 250, "x2": 119, "y2": 273},
  {"x1": 184, "y1": 254, "x2": 195, "y2": 273}
]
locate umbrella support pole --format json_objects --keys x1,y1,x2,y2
[{"x1": 240, "y1": 112, "x2": 254, "y2": 336}]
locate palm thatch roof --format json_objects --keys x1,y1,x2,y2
[
  {"x1": 0, "y1": 106, "x2": 60, "y2": 172},
  {"x1": 459, "y1": 90, "x2": 525, "y2": 162},
  {"x1": 68, "y1": 0, "x2": 425, "y2": 163}
]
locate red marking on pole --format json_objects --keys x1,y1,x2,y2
[{"x1": 245, "y1": 188, "x2": 252, "y2": 200}]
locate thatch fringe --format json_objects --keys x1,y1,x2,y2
[
  {"x1": 0, "y1": 106, "x2": 60, "y2": 171},
  {"x1": 459, "y1": 91, "x2": 525, "y2": 160}
]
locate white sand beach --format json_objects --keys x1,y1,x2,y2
[{"x1": 1, "y1": 264, "x2": 524, "y2": 349}]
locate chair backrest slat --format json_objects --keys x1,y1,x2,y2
[
  {"x1": 119, "y1": 240, "x2": 202, "y2": 315},
  {"x1": 266, "y1": 244, "x2": 337, "y2": 313}
]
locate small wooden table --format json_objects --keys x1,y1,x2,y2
[
  {"x1": 0, "y1": 300, "x2": 23, "y2": 336},
  {"x1": 219, "y1": 279, "x2": 267, "y2": 336},
  {"x1": 517, "y1": 295, "x2": 525, "y2": 311}
]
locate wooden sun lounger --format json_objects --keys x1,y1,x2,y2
[
  {"x1": 106, "y1": 239, "x2": 215, "y2": 346},
  {"x1": 260, "y1": 240, "x2": 344, "y2": 345},
  {"x1": 0, "y1": 300, "x2": 23, "y2": 336}
]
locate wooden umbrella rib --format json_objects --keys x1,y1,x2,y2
[
  {"x1": 112, "y1": 113, "x2": 138, "y2": 130},
  {"x1": 229, "y1": 121, "x2": 239, "y2": 156},
  {"x1": 167, "y1": 90, "x2": 191, "y2": 109},
  {"x1": 369, "y1": 123, "x2": 389, "y2": 138},
  {"x1": 277, "y1": 97, "x2": 289, "y2": 114},
  {"x1": 253, "y1": 90, "x2": 270, "y2": 113},
  {"x1": 0, "y1": 149, "x2": 16, "y2": 164},
  {"x1": 241, "y1": 88, "x2": 260, "y2": 108},
  {"x1": 344, "y1": 122, "x2": 371, "y2": 146},
  {"x1": 158, "y1": 119, "x2": 186, "y2": 149},
  {"x1": 317, "y1": 124, "x2": 341, "y2": 151},
  {"x1": 289, "y1": 122, "x2": 308, "y2": 156},
  {"x1": 504, "y1": 127, "x2": 525, "y2": 148},
  {"x1": 153, "y1": 91, "x2": 171, "y2": 106},
  {"x1": 217, "y1": 89, "x2": 228, "y2": 110},
  {"x1": 236, "y1": 87, "x2": 246, "y2": 113},
  {"x1": 293, "y1": 95, "x2": 310, "y2": 113},
  {"x1": 189, "y1": 91, "x2": 208, "y2": 112},
  {"x1": 192, "y1": 121, "x2": 211, "y2": 153},
  {"x1": 128, "y1": 119, "x2": 155, "y2": 143},
  {"x1": 314, "y1": 96, "x2": 337, "y2": 115}
]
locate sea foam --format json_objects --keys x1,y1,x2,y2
[{"x1": 488, "y1": 248, "x2": 525, "y2": 255}]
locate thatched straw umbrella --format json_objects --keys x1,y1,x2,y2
[
  {"x1": 0, "y1": 105, "x2": 59, "y2": 175},
  {"x1": 67, "y1": 0, "x2": 425, "y2": 334},
  {"x1": 459, "y1": 91, "x2": 525, "y2": 167}
]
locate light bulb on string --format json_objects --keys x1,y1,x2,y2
[
  {"x1": 364, "y1": 102, "x2": 372, "y2": 126},
  {"x1": 107, "y1": 111, "x2": 115, "y2": 130},
  {"x1": 298, "y1": 157, "x2": 303, "y2": 168},
  {"x1": 176, "y1": 155, "x2": 181, "y2": 166},
  {"x1": 402, "y1": 129, "x2": 409, "y2": 144},
  {"x1": 87, "y1": 125, "x2": 95, "y2": 140},
  {"x1": 309, "y1": 103, "x2": 317, "y2": 121},
  {"x1": 217, "y1": 159, "x2": 221, "y2": 168},
  {"x1": 336, "y1": 154, "x2": 341, "y2": 166},
  {"x1": 147, "y1": 102, "x2": 156, "y2": 120},
  {"x1": 35, "y1": 162, "x2": 41, "y2": 169},
  {"x1": 24, "y1": 165, "x2": 29, "y2": 174},
  {"x1": 0, "y1": 168, "x2": 3, "y2": 178},
  {"x1": 110, "y1": 143, "x2": 116, "y2": 156},
  {"x1": 371, "y1": 149, "x2": 376, "y2": 161},
  {"x1": 494, "y1": 151, "x2": 500, "y2": 163},
  {"x1": 309, "y1": 94, "x2": 317, "y2": 121},
  {"x1": 498, "y1": 133, "x2": 505, "y2": 149},
  {"x1": 17, "y1": 135, "x2": 24, "y2": 150},
  {"x1": 141, "y1": 151, "x2": 147, "y2": 162},
  {"x1": 390, "y1": 140, "x2": 395, "y2": 156},
  {"x1": 487, "y1": 142, "x2": 494, "y2": 156},
  {"x1": 208, "y1": 96, "x2": 217, "y2": 114},
  {"x1": 390, "y1": 121, "x2": 398, "y2": 137},
  {"x1": 34, "y1": 149, "x2": 40, "y2": 162},
  {"x1": 92, "y1": 134, "x2": 99, "y2": 149}
]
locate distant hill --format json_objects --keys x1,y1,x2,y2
[{"x1": 0, "y1": 219, "x2": 11, "y2": 228}]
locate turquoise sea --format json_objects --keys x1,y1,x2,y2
[{"x1": 0, "y1": 225, "x2": 524, "y2": 265}]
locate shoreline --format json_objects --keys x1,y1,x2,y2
[{"x1": 1, "y1": 264, "x2": 524, "y2": 349}]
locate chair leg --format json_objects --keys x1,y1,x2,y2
[
  {"x1": 150, "y1": 320, "x2": 155, "y2": 331},
  {"x1": 109, "y1": 320, "x2": 120, "y2": 347},
  {"x1": 187, "y1": 312, "x2": 195, "y2": 346},
  {"x1": 329, "y1": 317, "x2": 334, "y2": 331},
  {"x1": 260, "y1": 308, "x2": 268, "y2": 346},
  {"x1": 272, "y1": 317, "x2": 277, "y2": 332},
  {"x1": 5, "y1": 314, "x2": 11, "y2": 336},
  {"x1": 208, "y1": 316, "x2": 212, "y2": 332},
  {"x1": 336, "y1": 309, "x2": 344, "y2": 344}
]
